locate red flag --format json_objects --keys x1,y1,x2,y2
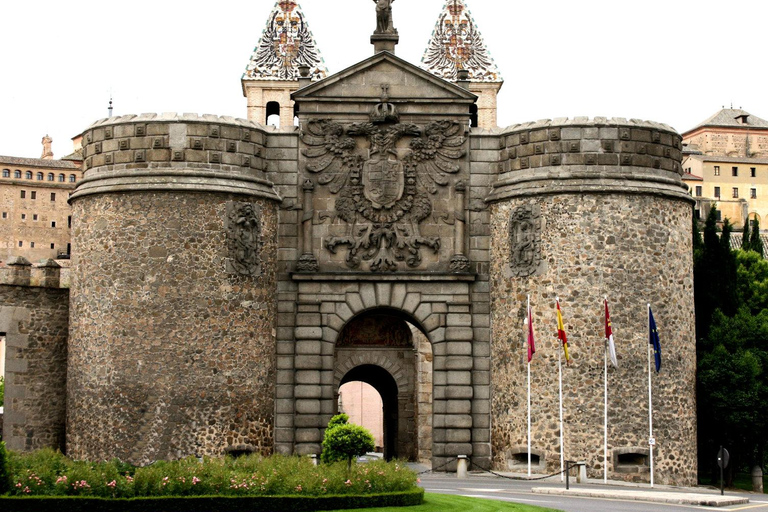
[
  {"x1": 527, "y1": 302, "x2": 536, "y2": 362},
  {"x1": 557, "y1": 300, "x2": 570, "y2": 362},
  {"x1": 605, "y1": 299, "x2": 618, "y2": 368}
]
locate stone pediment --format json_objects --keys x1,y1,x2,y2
[{"x1": 292, "y1": 51, "x2": 476, "y2": 103}]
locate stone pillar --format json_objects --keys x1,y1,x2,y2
[
  {"x1": 37, "y1": 259, "x2": 61, "y2": 288},
  {"x1": 487, "y1": 118, "x2": 696, "y2": 486},
  {"x1": 293, "y1": 300, "x2": 326, "y2": 455},
  {"x1": 68, "y1": 114, "x2": 280, "y2": 464}
]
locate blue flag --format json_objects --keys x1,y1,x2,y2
[{"x1": 649, "y1": 306, "x2": 661, "y2": 372}]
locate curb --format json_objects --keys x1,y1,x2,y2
[{"x1": 531, "y1": 487, "x2": 749, "y2": 507}]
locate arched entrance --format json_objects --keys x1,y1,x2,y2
[
  {"x1": 333, "y1": 309, "x2": 432, "y2": 462},
  {"x1": 339, "y1": 365, "x2": 398, "y2": 459}
]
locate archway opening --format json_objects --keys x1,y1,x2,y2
[
  {"x1": 339, "y1": 365, "x2": 397, "y2": 459},
  {"x1": 266, "y1": 101, "x2": 281, "y2": 127},
  {"x1": 338, "y1": 381, "x2": 383, "y2": 452},
  {"x1": 333, "y1": 309, "x2": 432, "y2": 462}
]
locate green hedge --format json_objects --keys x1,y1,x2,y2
[{"x1": 0, "y1": 488, "x2": 424, "y2": 511}]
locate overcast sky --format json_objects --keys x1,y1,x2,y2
[{"x1": 1, "y1": 0, "x2": 766, "y2": 159}]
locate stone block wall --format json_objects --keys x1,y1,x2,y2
[
  {"x1": 68, "y1": 115, "x2": 281, "y2": 465},
  {"x1": 0, "y1": 267, "x2": 69, "y2": 452},
  {"x1": 488, "y1": 118, "x2": 696, "y2": 486}
]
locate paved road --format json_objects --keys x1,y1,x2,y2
[{"x1": 418, "y1": 473, "x2": 768, "y2": 512}]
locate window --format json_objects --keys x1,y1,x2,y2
[
  {"x1": 69, "y1": 174, "x2": 76, "y2": 183},
  {"x1": 18, "y1": 241, "x2": 22, "y2": 247},
  {"x1": 751, "y1": 168, "x2": 757, "y2": 178},
  {"x1": 20, "y1": 190, "x2": 26, "y2": 199},
  {"x1": 751, "y1": 188, "x2": 757, "y2": 199},
  {"x1": 695, "y1": 186, "x2": 702, "y2": 197},
  {"x1": 732, "y1": 187, "x2": 739, "y2": 198},
  {"x1": 14, "y1": 170, "x2": 21, "y2": 178},
  {"x1": 25, "y1": 171, "x2": 32, "y2": 179},
  {"x1": 51, "y1": 221, "x2": 56, "y2": 228},
  {"x1": 50, "y1": 243, "x2": 55, "y2": 249},
  {"x1": 2, "y1": 169, "x2": 8, "y2": 178},
  {"x1": 36, "y1": 172, "x2": 43, "y2": 180},
  {"x1": 716, "y1": 210, "x2": 722, "y2": 221},
  {"x1": 47, "y1": 173, "x2": 54, "y2": 181},
  {"x1": 68, "y1": 216, "x2": 72, "y2": 228},
  {"x1": 21, "y1": 214, "x2": 26, "y2": 220},
  {"x1": 31, "y1": 191, "x2": 36, "y2": 200},
  {"x1": 732, "y1": 167, "x2": 739, "y2": 177},
  {"x1": 30, "y1": 242, "x2": 35, "y2": 248},
  {"x1": 714, "y1": 166, "x2": 721, "y2": 176},
  {"x1": 2, "y1": 212, "x2": 6, "y2": 219},
  {"x1": 33, "y1": 214, "x2": 38, "y2": 221},
  {"x1": 58, "y1": 174, "x2": 65, "y2": 182},
  {"x1": 714, "y1": 186, "x2": 721, "y2": 198},
  {"x1": 50, "y1": 192, "x2": 56, "y2": 201}
]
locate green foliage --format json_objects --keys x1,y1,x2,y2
[
  {"x1": 742, "y1": 220, "x2": 751, "y2": 251},
  {"x1": 321, "y1": 415, "x2": 376, "y2": 465},
  {"x1": 751, "y1": 218, "x2": 765, "y2": 258},
  {"x1": 0, "y1": 442, "x2": 11, "y2": 496},
  {"x1": 4, "y1": 451, "x2": 417, "y2": 499},
  {"x1": 327, "y1": 413, "x2": 349, "y2": 430}
]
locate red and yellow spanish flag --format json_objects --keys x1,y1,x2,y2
[{"x1": 556, "y1": 300, "x2": 570, "y2": 362}]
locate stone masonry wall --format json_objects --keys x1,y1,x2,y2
[
  {"x1": 488, "y1": 119, "x2": 697, "y2": 486},
  {"x1": 68, "y1": 115, "x2": 281, "y2": 464},
  {"x1": 0, "y1": 280, "x2": 69, "y2": 452}
]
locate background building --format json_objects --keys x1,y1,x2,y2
[
  {"x1": 0, "y1": 137, "x2": 82, "y2": 261},
  {"x1": 682, "y1": 108, "x2": 768, "y2": 227}
]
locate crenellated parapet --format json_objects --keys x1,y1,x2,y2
[
  {"x1": 73, "y1": 114, "x2": 280, "y2": 203},
  {"x1": 0, "y1": 257, "x2": 69, "y2": 289},
  {"x1": 488, "y1": 118, "x2": 691, "y2": 204}
]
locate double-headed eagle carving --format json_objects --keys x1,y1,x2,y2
[{"x1": 301, "y1": 119, "x2": 466, "y2": 272}]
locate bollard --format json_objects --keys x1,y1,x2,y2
[
  {"x1": 311, "y1": 454, "x2": 319, "y2": 466},
  {"x1": 576, "y1": 461, "x2": 587, "y2": 483},
  {"x1": 752, "y1": 466, "x2": 763, "y2": 493},
  {"x1": 457, "y1": 455, "x2": 468, "y2": 479}
]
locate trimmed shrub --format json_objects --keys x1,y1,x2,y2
[
  {"x1": 321, "y1": 414, "x2": 376, "y2": 465},
  {"x1": 5, "y1": 450, "x2": 418, "y2": 498}
]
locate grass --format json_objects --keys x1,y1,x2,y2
[
  {"x1": 731, "y1": 472, "x2": 766, "y2": 493},
  {"x1": 330, "y1": 493, "x2": 563, "y2": 512}
]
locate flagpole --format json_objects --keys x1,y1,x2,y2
[
  {"x1": 527, "y1": 294, "x2": 532, "y2": 478},
  {"x1": 604, "y1": 314, "x2": 608, "y2": 485},
  {"x1": 648, "y1": 303, "x2": 654, "y2": 488},
  {"x1": 558, "y1": 312, "x2": 564, "y2": 482}
]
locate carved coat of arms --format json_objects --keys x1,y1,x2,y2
[{"x1": 301, "y1": 117, "x2": 466, "y2": 272}]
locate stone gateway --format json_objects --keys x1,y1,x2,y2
[{"x1": 0, "y1": 0, "x2": 696, "y2": 486}]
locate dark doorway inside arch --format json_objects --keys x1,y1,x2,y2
[
  {"x1": 469, "y1": 104, "x2": 479, "y2": 128},
  {"x1": 340, "y1": 365, "x2": 398, "y2": 460}
]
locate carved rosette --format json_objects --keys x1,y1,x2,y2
[
  {"x1": 508, "y1": 205, "x2": 542, "y2": 277},
  {"x1": 226, "y1": 201, "x2": 262, "y2": 277},
  {"x1": 301, "y1": 118, "x2": 467, "y2": 272}
]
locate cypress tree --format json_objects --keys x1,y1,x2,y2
[
  {"x1": 749, "y1": 218, "x2": 764, "y2": 258},
  {"x1": 742, "y1": 219, "x2": 751, "y2": 251}
]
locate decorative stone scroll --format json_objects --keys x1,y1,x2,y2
[
  {"x1": 301, "y1": 118, "x2": 467, "y2": 272},
  {"x1": 508, "y1": 205, "x2": 542, "y2": 277},
  {"x1": 226, "y1": 201, "x2": 262, "y2": 277}
]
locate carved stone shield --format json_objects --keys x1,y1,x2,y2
[{"x1": 363, "y1": 156, "x2": 404, "y2": 209}]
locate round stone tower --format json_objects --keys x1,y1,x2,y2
[
  {"x1": 67, "y1": 114, "x2": 281, "y2": 464},
  {"x1": 487, "y1": 118, "x2": 696, "y2": 486}
]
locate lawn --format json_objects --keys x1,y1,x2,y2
[{"x1": 331, "y1": 493, "x2": 563, "y2": 512}]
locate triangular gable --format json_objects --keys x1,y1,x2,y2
[
  {"x1": 420, "y1": 0, "x2": 502, "y2": 83},
  {"x1": 293, "y1": 51, "x2": 476, "y2": 101},
  {"x1": 243, "y1": 1, "x2": 328, "y2": 81}
]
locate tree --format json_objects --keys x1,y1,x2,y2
[
  {"x1": 321, "y1": 414, "x2": 375, "y2": 468},
  {"x1": 0, "y1": 442, "x2": 10, "y2": 495},
  {"x1": 750, "y1": 218, "x2": 764, "y2": 258},
  {"x1": 742, "y1": 220, "x2": 751, "y2": 251}
]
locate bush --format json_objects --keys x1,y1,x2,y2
[
  {"x1": 0, "y1": 442, "x2": 11, "y2": 495},
  {"x1": 4, "y1": 450, "x2": 418, "y2": 498},
  {"x1": 321, "y1": 414, "x2": 376, "y2": 465}
]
